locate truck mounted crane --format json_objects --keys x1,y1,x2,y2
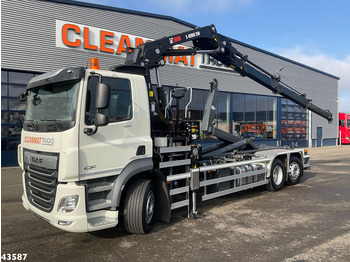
[
  {"x1": 124, "y1": 24, "x2": 332, "y2": 122},
  {"x1": 18, "y1": 24, "x2": 332, "y2": 234}
]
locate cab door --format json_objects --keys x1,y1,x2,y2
[{"x1": 78, "y1": 71, "x2": 151, "y2": 180}]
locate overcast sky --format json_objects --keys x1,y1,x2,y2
[{"x1": 78, "y1": 0, "x2": 350, "y2": 113}]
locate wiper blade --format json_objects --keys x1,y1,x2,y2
[
  {"x1": 40, "y1": 119, "x2": 63, "y2": 131},
  {"x1": 25, "y1": 120, "x2": 39, "y2": 131}
]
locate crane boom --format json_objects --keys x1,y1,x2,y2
[{"x1": 125, "y1": 24, "x2": 333, "y2": 122}]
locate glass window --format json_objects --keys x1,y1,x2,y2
[
  {"x1": 2, "y1": 84, "x2": 8, "y2": 96},
  {"x1": 188, "y1": 89, "x2": 204, "y2": 121},
  {"x1": 244, "y1": 95, "x2": 256, "y2": 138},
  {"x1": 8, "y1": 140, "x2": 21, "y2": 150},
  {"x1": 8, "y1": 72, "x2": 33, "y2": 84},
  {"x1": 1, "y1": 136, "x2": 8, "y2": 151},
  {"x1": 256, "y1": 96, "x2": 267, "y2": 121},
  {"x1": 9, "y1": 112, "x2": 25, "y2": 124},
  {"x1": 170, "y1": 88, "x2": 205, "y2": 122},
  {"x1": 9, "y1": 98, "x2": 26, "y2": 111},
  {"x1": 232, "y1": 94, "x2": 277, "y2": 140},
  {"x1": 167, "y1": 87, "x2": 184, "y2": 122},
  {"x1": 280, "y1": 98, "x2": 307, "y2": 142},
  {"x1": 1, "y1": 112, "x2": 8, "y2": 124},
  {"x1": 1, "y1": 126, "x2": 8, "y2": 137},
  {"x1": 1, "y1": 71, "x2": 8, "y2": 83},
  {"x1": 256, "y1": 96, "x2": 267, "y2": 139},
  {"x1": 2, "y1": 70, "x2": 43, "y2": 160},
  {"x1": 86, "y1": 76, "x2": 132, "y2": 125},
  {"x1": 9, "y1": 126, "x2": 22, "y2": 137},
  {"x1": 1, "y1": 98, "x2": 8, "y2": 110},
  {"x1": 9, "y1": 84, "x2": 26, "y2": 97},
  {"x1": 267, "y1": 97, "x2": 277, "y2": 139},
  {"x1": 232, "y1": 93, "x2": 244, "y2": 137},
  {"x1": 25, "y1": 79, "x2": 80, "y2": 122},
  {"x1": 217, "y1": 92, "x2": 230, "y2": 133}
]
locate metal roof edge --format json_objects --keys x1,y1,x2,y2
[{"x1": 37, "y1": 0, "x2": 197, "y2": 28}]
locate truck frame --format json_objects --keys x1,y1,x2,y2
[{"x1": 18, "y1": 24, "x2": 332, "y2": 233}]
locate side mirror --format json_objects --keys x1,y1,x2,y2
[
  {"x1": 95, "y1": 83, "x2": 110, "y2": 109},
  {"x1": 18, "y1": 90, "x2": 28, "y2": 101},
  {"x1": 84, "y1": 82, "x2": 110, "y2": 136},
  {"x1": 95, "y1": 82, "x2": 110, "y2": 126},
  {"x1": 94, "y1": 112, "x2": 109, "y2": 127}
]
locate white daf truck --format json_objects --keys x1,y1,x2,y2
[{"x1": 18, "y1": 25, "x2": 332, "y2": 234}]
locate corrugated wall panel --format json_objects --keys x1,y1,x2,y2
[{"x1": 1, "y1": 0, "x2": 192, "y2": 72}]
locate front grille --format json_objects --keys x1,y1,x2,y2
[{"x1": 25, "y1": 165, "x2": 58, "y2": 212}]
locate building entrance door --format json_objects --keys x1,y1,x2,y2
[{"x1": 317, "y1": 127, "x2": 322, "y2": 147}]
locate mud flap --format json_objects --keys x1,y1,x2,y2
[{"x1": 154, "y1": 178, "x2": 171, "y2": 223}]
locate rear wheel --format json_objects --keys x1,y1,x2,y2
[
  {"x1": 287, "y1": 156, "x2": 303, "y2": 185},
  {"x1": 123, "y1": 179, "x2": 155, "y2": 234},
  {"x1": 268, "y1": 159, "x2": 286, "y2": 191}
]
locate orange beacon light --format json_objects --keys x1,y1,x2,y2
[{"x1": 90, "y1": 58, "x2": 100, "y2": 70}]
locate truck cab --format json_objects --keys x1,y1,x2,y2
[{"x1": 19, "y1": 66, "x2": 153, "y2": 232}]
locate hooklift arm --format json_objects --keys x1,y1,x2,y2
[{"x1": 125, "y1": 24, "x2": 333, "y2": 122}]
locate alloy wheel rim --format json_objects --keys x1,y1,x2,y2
[
  {"x1": 289, "y1": 162, "x2": 300, "y2": 181},
  {"x1": 273, "y1": 165, "x2": 283, "y2": 185}
]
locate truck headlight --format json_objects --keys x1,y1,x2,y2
[{"x1": 58, "y1": 195, "x2": 79, "y2": 213}]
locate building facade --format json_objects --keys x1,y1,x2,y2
[{"x1": 1, "y1": 0, "x2": 339, "y2": 166}]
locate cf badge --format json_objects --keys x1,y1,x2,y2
[{"x1": 84, "y1": 165, "x2": 96, "y2": 170}]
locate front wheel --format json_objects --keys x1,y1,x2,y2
[
  {"x1": 123, "y1": 179, "x2": 155, "y2": 234},
  {"x1": 287, "y1": 156, "x2": 303, "y2": 185},
  {"x1": 268, "y1": 159, "x2": 286, "y2": 191}
]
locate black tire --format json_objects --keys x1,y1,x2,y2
[
  {"x1": 268, "y1": 159, "x2": 286, "y2": 191},
  {"x1": 123, "y1": 179, "x2": 155, "y2": 234},
  {"x1": 287, "y1": 156, "x2": 303, "y2": 185}
]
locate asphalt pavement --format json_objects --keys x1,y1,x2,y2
[{"x1": 1, "y1": 145, "x2": 350, "y2": 262}]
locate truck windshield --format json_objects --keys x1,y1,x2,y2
[{"x1": 24, "y1": 79, "x2": 80, "y2": 132}]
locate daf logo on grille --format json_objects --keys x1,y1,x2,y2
[
  {"x1": 32, "y1": 157, "x2": 44, "y2": 164},
  {"x1": 24, "y1": 151, "x2": 58, "y2": 170}
]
